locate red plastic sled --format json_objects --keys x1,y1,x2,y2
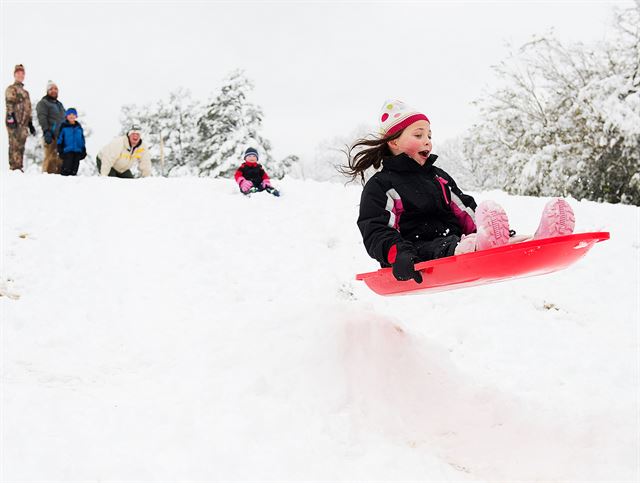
[{"x1": 356, "y1": 232, "x2": 610, "y2": 296}]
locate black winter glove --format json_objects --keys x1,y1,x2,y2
[
  {"x1": 80, "y1": 148, "x2": 87, "y2": 160},
  {"x1": 28, "y1": 121, "x2": 36, "y2": 136},
  {"x1": 57, "y1": 144, "x2": 64, "y2": 156},
  {"x1": 6, "y1": 112, "x2": 17, "y2": 129},
  {"x1": 44, "y1": 130, "x2": 53, "y2": 144},
  {"x1": 392, "y1": 249, "x2": 423, "y2": 284}
]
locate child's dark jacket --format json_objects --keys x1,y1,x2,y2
[
  {"x1": 357, "y1": 153, "x2": 477, "y2": 266},
  {"x1": 234, "y1": 161, "x2": 270, "y2": 186}
]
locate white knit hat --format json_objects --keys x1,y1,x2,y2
[
  {"x1": 379, "y1": 99, "x2": 430, "y2": 136},
  {"x1": 46, "y1": 80, "x2": 57, "y2": 91}
]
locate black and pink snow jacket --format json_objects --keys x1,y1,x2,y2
[
  {"x1": 234, "y1": 160, "x2": 270, "y2": 187},
  {"x1": 357, "y1": 153, "x2": 477, "y2": 266}
]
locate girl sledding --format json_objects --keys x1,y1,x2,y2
[{"x1": 346, "y1": 100, "x2": 608, "y2": 295}]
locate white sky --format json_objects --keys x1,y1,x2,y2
[{"x1": 1, "y1": 0, "x2": 633, "y2": 162}]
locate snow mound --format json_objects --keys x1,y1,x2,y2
[{"x1": 1, "y1": 172, "x2": 638, "y2": 481}]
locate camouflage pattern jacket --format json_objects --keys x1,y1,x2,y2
[{"x1": 5, "y1": 81, "x2": 32, "y2": 127}]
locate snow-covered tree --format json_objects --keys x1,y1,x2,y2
[
  {"x1": 299, "y1": 124, "x2": 373, "y2": 182},
  {"x1": 463, "y1": 4, "x2": 640, "y2": 204},
  {"x1": 120, "y1": 88, "x2": 202, "y2": 176},
  {"x1": 117, "y1": 73, "x2": 296, "y2": 178},
  {"x1": 434, "y1": 136, "x2": 480, "y2": 191},
  {"x1": 269, "y1": 155, "x2": 299, "y2": 180},
  {"x1": 197, "y1": 70, "x2": 276, "y2": 178},
  {"x1": 23, "y1": 116, "x2": 43, "y2": 173}
]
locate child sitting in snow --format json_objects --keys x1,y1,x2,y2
[
  {"x1": 344, "y1": 100, "x2": 575, "y2": 283},
  {"x1": 56, "y1": 108, "x2": 87, "y2": 176},
  {"x1": 234, "y1": 147, "x2": 279, "y2": 196}
]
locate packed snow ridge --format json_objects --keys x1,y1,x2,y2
[{"x1": 1, "y1": 172, "x2": 638, "y2": 481}]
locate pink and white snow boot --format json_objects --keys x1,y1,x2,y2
[
  {"x1": 454, "y1": 233, "x2": 477, "y2": 255},
  {"x1": 534, "y1": 198, "x2": 575, "y2": 239},
  {"x1": 475, "y1": 200, "x2": 511, "y2": 251}
]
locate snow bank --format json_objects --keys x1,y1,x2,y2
[{"x1": 1, "y1": 172, "x2": 638, "y2": 481}]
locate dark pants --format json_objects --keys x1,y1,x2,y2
[
  {"x1": 96, "y1": 156, "x2": 134, "y2": 178},
  {"x1": 381, "y1": 235, "x2": 460, "y2": 268},
  {"x1": 414, "y1": 235, "x2": 460, "y2": 262},
  {"x1": 61, "y1": 152, "x2": 83, "y2": 176}
]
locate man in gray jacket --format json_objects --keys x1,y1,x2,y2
[{"x1": 36, "y1": 80, "x2": 65, "y2": 174}]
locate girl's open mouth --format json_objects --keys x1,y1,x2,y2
[{"x1": 418, "y1": 150, "x2": 430, "y2": 158}]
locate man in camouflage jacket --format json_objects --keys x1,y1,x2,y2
[{"x1": 5, "y1": 64, "x2": 36, "y2": 171}]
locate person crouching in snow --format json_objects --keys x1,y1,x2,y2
[
  {"x1": 56, "y1": 108, "x2": 86, "y2": 176},
  {"x1": 96, "y1": 125, "x2": 152, "y2": 178},
  {"x1": 343, "y1": 99, "x2": 576, "y2": 283},
  {"x1": 234, "y1": 147, "x2": 280, "y2": 196}
]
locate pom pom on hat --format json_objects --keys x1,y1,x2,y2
[
  {"x1": 244, "y1": 147, "x2": 259, "y2": 160},
  {"x1": 379, "y1": 99, "x2": 430, "y2": 136}
]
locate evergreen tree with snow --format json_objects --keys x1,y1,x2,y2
[
  {"x1": 269, "y1": 154, "x2": 299, "y2": 180},
  {"x1": 197, "y1": 70, "x2": 275, "y2": 178},
  {"x1": 22, "y1": 106, "x2": 43, "y2": 172},
  {"x1": 120, "y1": 88, "x2": 202, "y2": 176}
]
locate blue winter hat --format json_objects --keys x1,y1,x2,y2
[
  {"x1": 65, "y1": 108, "x2": 78, "y2": 117},
  {"x1": 243, "y1": 147, "x2": 259, "y2": 160}
]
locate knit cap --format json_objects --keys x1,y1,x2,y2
[
  {"x1": 46, "y1": 80, "x2": 57, "y2": 92},
  {"x1": 379, "y1": 99, "x2": 430, "y2": 136},
  {"x1": 243, "y1": 147, "x2": 259, "y2": 161},
  {"x1": 65, "y1": 108, "x2": 78, "y2": 117}
]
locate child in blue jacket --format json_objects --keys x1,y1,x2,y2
[{"x1": 57, "y1": 108, "x2": 86, "y2": 176}]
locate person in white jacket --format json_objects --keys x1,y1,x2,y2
[{"x1": 97, "y1": 125, "x2": 152, "y2": 178}]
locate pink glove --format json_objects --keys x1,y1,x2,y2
[
  {"x1": 239, "y1": 178, "x2": 253, "y2": 192},
  {"x1": 261, "y1": 179, "x2": 271, "y2": 189}
]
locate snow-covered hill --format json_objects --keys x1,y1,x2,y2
[{"x1": 1, "y1": 172, "x2": 638, "y2": 481}]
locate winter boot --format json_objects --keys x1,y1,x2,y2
[
  {"x1": 265, "y1": 186, "x2": 280, "y2": 197},
  {"x1": 475, "y1": 200, "x2": 511, "y2": 251},
  {"x1": 534, "y1": 198, "x2": 575, "y2": 239},
  {"x1": 454, "y1": 233, "x2": 477, "y2": 255}
]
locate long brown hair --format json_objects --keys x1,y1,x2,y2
[{"x1": 340, "y1": 130, "x2": 403, "y2": 184}]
